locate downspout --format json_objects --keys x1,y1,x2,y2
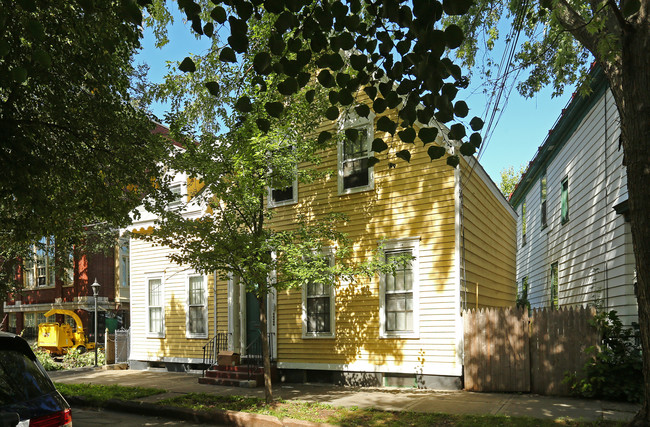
[{"x1": 213, "y1": 270, "x2": 218, "y2": 357}]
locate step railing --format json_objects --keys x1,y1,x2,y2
[
  {"x1": 202, "y1": 332, "x2": 231, "y2": 375},
  {"x1": 244, "y1": 332, "x2": 275, "y2": 380}
]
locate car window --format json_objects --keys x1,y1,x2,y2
[{"x1": 0, "y1": 350, "x2": 55, "y2": 405}]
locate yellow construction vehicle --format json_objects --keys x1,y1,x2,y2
[{"x1": 37, "y1": 309, "x2": 95, "y2": 355}]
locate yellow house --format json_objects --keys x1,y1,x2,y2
[{"x1": 128, "y1": 111, "x2": 517, "y2": 388}]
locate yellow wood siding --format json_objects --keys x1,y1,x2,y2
[
  {"x1": 459, "y1": 158, "x2": 517, "y2": 308},
  {"x1": 267, "y1": 113, "x2": 462, "y2": 375},
  {"x1": 129, "y1": 238, "x2": 215, "y2": 362}
]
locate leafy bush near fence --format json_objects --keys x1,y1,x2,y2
[{"x1": 564, "y1": 310, "x2": 643, "y2": 403}]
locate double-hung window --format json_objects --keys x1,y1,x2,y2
[
  {"x1": 380, "y1": 237, "x2": 419, "y2": 338},
  {"x1": 561, "y1": 177, "x2": 569, "y2": 224},
  {"x1": 303, "y1": 253, "x2": 335, "y2": 338},
  {"x1": 23, "y1": 237, "x2": 71, "y2": 288},
  {"x1": 147, "y1": 275, "x2": 164, "y2": 337},
  {"x1": 168, "y1": 183, "x2": 183, "y2": 210},
  {"x1": 338, "y1": 121, "x2": 374, "y2": 194},
  {"x1": 187, "y1": 274, "x2": 208, "y2": 338}
]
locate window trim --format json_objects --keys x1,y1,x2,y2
[
  {"x1": 145, "y1": 273, "x2": 165, "y2": 338},
  {"x1": 540, "y1": 171, "x2": 547, "y2": 229},
  {"x1": 186, "y1": 272, "x2": 209, "y2": 339},
  {"x1": 561, "y1": 176, "x2": 569, "y2": 225},
  {"x1": 302, "y1": 249, "x2": 336, "y2": 339},
  {"x1": 550, "y1": 262, "x2": 559, "y2": 309},
  {"x1": 379, "y1": 237, "x2": 420, "y2": 339},
  {"x1": 168, "y1": 182, "x2": 184, "y2": 210},
  {"x1": 337, "y1": 117, "x2": 375, "y2": 195},
  {"x1": 268, "y1": 176, "x2": 298, "y2": 208}
]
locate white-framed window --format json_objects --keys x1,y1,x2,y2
[
  {"x1": 268, "y1": 178, "x2": 298, "y2": 207},
  {"x1": 186, "y1": 273, "x2": 208, "y2": 338},
  {"x1": 168, "y1": 182, "x2": 183, "y2": 210},
  {"x1": 119, "y1": 238, "x2": 129, "y2": 289},
  {"x1": 146, "y1": 274, "x2": 165, "y2": 338},
  {"x1": 338, "y1": 115, "x2": 374, "y2": 194},
  {"x1": 302, "y1": 252, "x2": 335, "y2": 338},
  {"x1": 22, "y1": 237, "x2": 73, "y2": 288},
  {"x1": 379, "y1": 237, "x2": 419, "y2": 338}
]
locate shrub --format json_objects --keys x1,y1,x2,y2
[{"x1": 564, "y1": 310, "x2": 642, "y2": 403}]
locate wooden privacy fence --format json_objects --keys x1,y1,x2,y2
[{"x1": 463, "y1": 306, "x2": 600, "y2": 395}]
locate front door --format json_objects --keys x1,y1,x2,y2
[{"x1": 245, "y1": 292, "x2": 261, "y2": 351}]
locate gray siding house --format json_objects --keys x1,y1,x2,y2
[{"x1": 510, "y1": 67, "x2": 638, "y2": 326}]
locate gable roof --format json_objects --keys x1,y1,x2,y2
[{"x1": 509, "y1": 66, "x2": 608, "y2": 209}]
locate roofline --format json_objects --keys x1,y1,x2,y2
[{"x1": 509, "y1": 67, "x2": 608, "y2": 208}]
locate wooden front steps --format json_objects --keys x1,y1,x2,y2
[{"x1": 199, "y1": 364, "x2": 278, "y2": 388}]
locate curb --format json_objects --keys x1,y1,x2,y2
[{"x1": 64, "y1": 396, "x2": 336, "y2": 427}]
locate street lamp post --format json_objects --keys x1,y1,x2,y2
[{"x1": 91, "y1": 279, "x2": 100, "y2": 367}]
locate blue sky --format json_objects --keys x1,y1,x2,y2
[{"x1": 134, "y1": 17, "x2": 575, "y2": 185}]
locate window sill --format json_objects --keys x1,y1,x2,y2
[
  {"x1": 186, "y1": 334, "x2": 208, "y2": 340},
  {"x1": 380, "y1": 332, "x2": 419, "y2": 339},
  {"x1": 147, "y1": 333, "x2": 165, "y2": 339},
  {"x1": 268, "y1": 199, "x2": 298, "y2": 208},
  {"x1": 338, "y1": 184, "x2": 374, "y2": 196},
  {"x1": 302, "y1": 333, "x2": 335, "y2": 339}
]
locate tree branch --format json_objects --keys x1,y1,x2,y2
[{"x1": 554, "y1": 0, "x2": 601, "y2": 54}]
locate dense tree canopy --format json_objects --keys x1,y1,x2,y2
[{"x1": 0, "y1": 0, "x2": 169, "y2": 289}]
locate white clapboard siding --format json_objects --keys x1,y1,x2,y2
[{"x1": 515, "y1": 88, "x2": 637, "y2": 326}]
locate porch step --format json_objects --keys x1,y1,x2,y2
[{"x1": 199, "y1": 364, "x2": 277, "y2": 388}]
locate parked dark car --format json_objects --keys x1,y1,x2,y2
[{"x1": 0, "y1": 332, "x2": 71, "y2": 427}]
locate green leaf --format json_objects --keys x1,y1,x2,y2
[
  {"x1": 317, "y1": 70, "x2": 335, "y2": 88},
  {"x1": 453, "y1": 101, "x2": 469, "y2": 118},
  {"x1": 203, "y1": 22, "x2": 214, "y2": 38},
  {"x1": 278, "y1": 77, "x2": 298, "y2": 95},
  {"x1": 318, "y1": 131, "x2": 332, "y2": 144},
  {"x1": 27, "y1": 19, "x2": 46, "y2": 40},
  {"x1": 269, "y1": 34, "x2": 286, "y2": 55},
  {"x1": 179, "y1": 57, "x2": 196, "y2": 73},
  {"x1": 265, "y1": 101, "x2": 284, "y2": 118},
  {"x1": 398, "y1": 127, "x2": 416, "y2": 144},
  {"x1": 442, "y1": 0, "x2": 472, "y2": 16},
  {"x1": 367, "y1": 156, "x2": 381, "y2": 168},
  {"x1": 338, "y1": 89, "x2": 354, "y2": 105},
  {"x1": 470, "y1": 116, "x2": 484, "y2": 131},
  {"x1": 419, "y1": 127, "x2": 439, "y2": 145},
  {"x1": 448, "y1": 123, "x2": 466, "y2": 140},
  {"x1": 345, "y1": 128, "x2": 359, "y2": 142},
  {"x1": 210, "y1": 6, "x2": 227, "y2": 24},
  {"x1": 623, "y1": 0, "x2": 640, "y2": 17},
  {"x1": 32, "y1": 49, "x2": 51, "y2": 68},
  {"x1": 219, "y1": 47, "x2": 237, "y2": 63},
  {"x1": 364, "y1": 86, "x2": 377, "y2": 100},
  {"x1": 444, "y1": 25, "x2": 464, "y2": 49},
  {"x1": 253, "y1": 52, "x2": 272, "y2": 74},
  {"x1": 325, "y1": 106, "x2": 339, "y2": 120},
  {"x1": 256, "y1": 118, "x2": 270, "y2": 133},
  {"x1": 204, "y1": 81, "x2": 220, "y2": 96},
  {"x1": 350, "y1": 54, "x2": 367, "y2": 71},
  {"x1": 396, "y1": 149, "x2": 411, "y2": 163},
  {"x1": 305, "y1": 90, "x2": 316, "y2": 103},
  {"x1": 469, "y1": 132, "x2": 482, "y2": 148},
  {"x1": 355, "y1": 104, "x2": 370, "y2": 118},
  {"x1": 235, "y1": 96, "x2": 252, "y2": 113},
  {"x1": 371, "y1": 138, "x2": 389, "y2": 152},
  {"x1": 428, "y1": 145, "x2": 446, "y2": 161},
  {"x1": 376, "y1": 116, "x2": 397, "y2": 135},
  {"x1": 446, "y1": 155, "x2": 460, "y2": 168},
  {"x1": 373, "y1": 98, "x2": 387, "y2": 114},
  {"x1": 11, "y1": 67, "x2": 28, "y2": 83},
  {"x1": 191, "y1": 18, "x2": 203, "y2": 35},
  {"x1": 0, "y1": 39, "x2": 9, "y2": 57},
  {"x1": 459, "y1": 142, "x2": 476, "y2": 156},
  {"x1": 228, "y1": 34, "x2": 248, "y2": 53}
]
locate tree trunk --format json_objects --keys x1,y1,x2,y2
[
  {"x1": 258, "y1": 292, "x2": 273, "y2": 404},
  {"x1": 612, "y1": 17, "x2": 650, "y2": 426}
]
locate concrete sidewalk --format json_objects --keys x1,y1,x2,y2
[{"x1": 50, "y1": 368, "x2": 639, "y2": 423}]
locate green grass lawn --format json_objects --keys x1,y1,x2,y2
[
  {"x1": 54, "y1": 383, "x2": 165, "y2": 405},
  {"x1": 55, "y1": 384, "x2": 625, "y2": 426}
]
